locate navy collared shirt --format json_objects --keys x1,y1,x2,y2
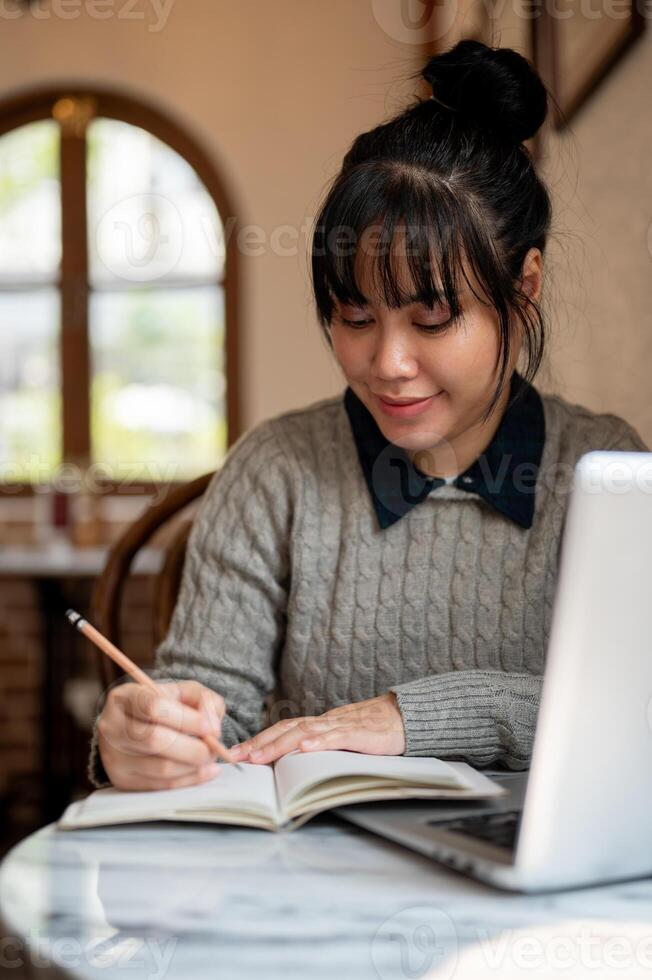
[{"x1": 344, "y1": 371, "x2": 546, "y2": 531}]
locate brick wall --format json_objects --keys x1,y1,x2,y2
[
  {"x1": 0, "y1": 580, "x2": 43, "y2": 829},
  {"x1": 0, "y1": 572, "x2": 165, "y2": 851}
]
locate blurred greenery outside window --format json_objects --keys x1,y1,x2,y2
[{"x1": 0, "y1": 99, "x2": 229, "y2": 490}]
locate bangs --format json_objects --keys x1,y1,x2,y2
[{"x1": 311, "y1": 164, "x2": 505, "y2": 325}]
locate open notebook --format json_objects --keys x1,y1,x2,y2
[{"x1": 58, "y1": 750, "x2": 505, "y2": 833}]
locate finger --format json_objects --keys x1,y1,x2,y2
[
  {"x1": 101, "y1": 738, "x2": 220, "y2": 790},
  {"x1": 165, "y1": 684, "x2": 238, "y2": 764},
  {"x1": 248, "y1": 718, "x2": 344, "y2": 765},
  {"x1": 118, "y1": 763, "x2": 221, "y2": 793},
  {"x1": 233, "y1": 718, "x2": 325, "y2": 761},
  {"x1": 231, "y1": 718, "x2": 305, "y2": 760},
  {"x1": 117, "y1": 682, "x2": 219, "y2": 740},
  {"x1": 157, "y1": 680, "x2": 225, "y2": 736},
  {"x1": 175, "y1": 680, "x2": 226, "y2": 733},
  {"x1": 102, "y1": 715, "x2": 217, "y2": 768},
  {"x1": 142, "y1": 754, "x2": 221, "y2": 783}
]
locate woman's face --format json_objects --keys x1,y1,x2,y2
[{"x1": 329, "y1": 248, "x2": 541, "y2": 477}]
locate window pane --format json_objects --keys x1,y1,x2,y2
[
  {"x1": 87, "y1": 119, "x2": 224, "y2": 286},
  {"x1": 0, "y1": 291, "x2": 61, "y2": 483},
  {"x1": 0, "y1": 121, "x2": 60, "y2": 284},
  {"x1": 90, "y1": 286, "x2": 226, "y2": 481}
]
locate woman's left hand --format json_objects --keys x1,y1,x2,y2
[{"x1": 228, "y1": 693, "x2": 406, "y2": 764}]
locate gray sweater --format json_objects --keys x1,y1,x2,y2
[{"x1": 88, "y1": 382, "x2": 647, "y2": 788}]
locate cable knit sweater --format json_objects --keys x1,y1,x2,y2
[{"x1": 87, "y1": 383, "x2": 648, "y2": 788}]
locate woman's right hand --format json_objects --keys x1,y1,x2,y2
[{"x1": 97, "y1": 678, "x2": 229, "y2": 791}]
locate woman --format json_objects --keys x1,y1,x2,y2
[{"x1": 90, "y1": 40, "x2": 647, "y2": 791}]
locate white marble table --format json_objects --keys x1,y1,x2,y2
[{"x1": 3, "y1": 815, "x2": 652, "y2": 980}]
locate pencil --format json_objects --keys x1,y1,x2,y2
[{"x1": 65, "y1": 608, "x2": 243, "y2": 771}]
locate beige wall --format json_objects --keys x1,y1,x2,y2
[
  {"x1": 539, "y1": 29, "x2": 652, "y2": 446},
  {"x1": 2, "y1": 1, "x2": 649, "y2": 443}
]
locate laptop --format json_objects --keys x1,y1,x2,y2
[{"x1": 335, "y1": 450, "x2": 652, "y2": 893}]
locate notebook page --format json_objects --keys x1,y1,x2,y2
[
  {"x1": 273, "y1": 750, "x2": 473, "y2": 814},
  {"x1": 59, "y1": 762, "x2": 279, "y2": 829}
]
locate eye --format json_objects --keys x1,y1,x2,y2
[
  {"x1": 335, "y1": 312, "x2": 455, "y2": 332},
  {"x1": 338, "y1": 315, "x2": 374, "y2": 329},
  {"x1": 414, "y1": 317, "x2": 454, "y2": 334}
]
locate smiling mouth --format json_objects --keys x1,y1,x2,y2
[{"x1": 376, "y1": 394, "x2": 439, "y2": 405}]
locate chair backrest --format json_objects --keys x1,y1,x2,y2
[{"x1": 91, "y1": 471, "x2": 215, "y2": 689}]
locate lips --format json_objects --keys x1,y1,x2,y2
[
  {"x1": 374, "y1": 391, "x2": 442, "y2": 419},
  {"x1": 376, "y1": 395, "x2": 432, "y2": 405}
]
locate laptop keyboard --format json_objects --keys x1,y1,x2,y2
[{"x1": 432, "y1": 809, "x2": 522, "y2": 850}]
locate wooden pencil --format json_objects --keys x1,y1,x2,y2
[{"x1": 65, "y1": 608, "x2": 243, "y2": 771}]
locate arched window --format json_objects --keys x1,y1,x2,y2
[{"x1": 0, "y1": 88, "x2": 239, "y2": 493}]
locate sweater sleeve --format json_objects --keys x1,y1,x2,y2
[
  {"x1": 387, "y1": 415, "x2": 649, "y2": 772},
  {"x1": 87, "y1": 419, "x2": 295, "y2": 789},
  {"x1": 603, "y1": 418, "x2": 649, "y2": 453},
  {"x1": 388, "y1": 670, "x2": 541, "y2": 770}
]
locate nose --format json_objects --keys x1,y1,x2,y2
[{"x1": 370, "y1": 325, "x2": 418, "y2": 382}]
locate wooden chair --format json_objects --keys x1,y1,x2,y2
[{"x1": 91, "y1": 471, "x2": 216, "y2": 690}]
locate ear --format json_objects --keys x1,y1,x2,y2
[{"x1": 520, "y1": 248, "x2": 543, "y2": 304}]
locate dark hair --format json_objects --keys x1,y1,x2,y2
[{"x1": 310, "y1": 39, "x2": 552, "y2": 423}]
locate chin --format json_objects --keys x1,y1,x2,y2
[{"x1": 377, "y1": 422, "x2": 449, "y2": 453}]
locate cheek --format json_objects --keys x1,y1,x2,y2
[
  {"x1": 431, "y1": 320, "x2": 499, "y2": 387},
  {"x1": 330, "y1": 327, "x2": 365, "y2": 374}
]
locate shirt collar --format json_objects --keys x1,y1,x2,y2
[{"x1": 344, "y1": 371, "x2": 546, "y2": 531}]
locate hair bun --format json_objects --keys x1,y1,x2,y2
[{"x1": 422, "y1": 39, "x2": 548, "y2": 144}]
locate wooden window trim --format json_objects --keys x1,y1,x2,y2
[{"x1": 0, "y1": 86, "x2": 241, "y2": 498}]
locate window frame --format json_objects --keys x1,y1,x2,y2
[{"x1": 0, "y1": 86, "x2": 241, "y2": 497}]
